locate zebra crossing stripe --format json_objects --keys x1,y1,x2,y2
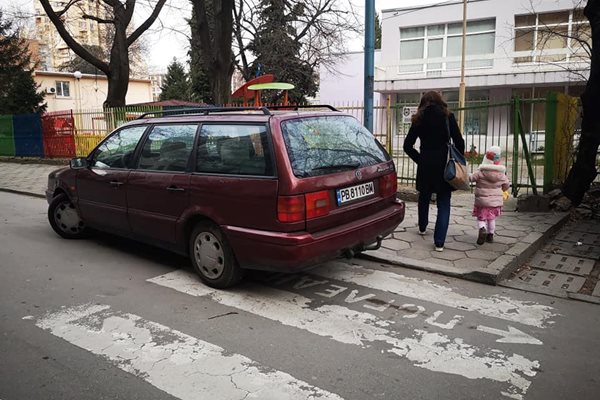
[
  {"x1": 35, "y1": 304, "x2": 344, "y2": 400},
  {"x1": 148, "y1": 270, "x2": 541, "y2": 400},
  {"x1": 312, "y1": 262, "x2": 557, "y2": 328}
]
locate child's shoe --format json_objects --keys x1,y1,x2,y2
[
  {"x1": 486, "y1": 233, "x2": 494, "y2": 243},
  {"x1": 477, "y1": 227, "x2": 487, "y2": 245}
]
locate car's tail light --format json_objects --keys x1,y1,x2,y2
[
  {"x1": 379, "y1": 172, "x2": 397, "y2": 198},
  {"x1": 277, "y1": 195, "x2": 305, "y2": 222},
  {"x1": 305, "y1": 190, "x2": 330, "y2": 219}
]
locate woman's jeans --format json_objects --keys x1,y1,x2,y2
[{"x1": 418, "y1": 190, "x2": 452, "y2": 247}]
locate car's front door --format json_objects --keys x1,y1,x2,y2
[
  {"x1": 77, "y1": 125, "x2": 147, "y2": 233},
  {"x1": 126, "y1": 124, "x2": 197, "y2": 244}
]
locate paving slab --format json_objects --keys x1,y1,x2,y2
[
  {"x1": 363, "y1": 193, "x2": 568, "y2": 284},
  {"x1": 555, "y1": 230, "x2": 600, "y2": 246},
  {"x1": 593, "y1": 282, "x2": 600, "y2": 298},
  {"x1": 529, "y1": 253, "x2": 595, "y2": 276},
  {"x1": 544, "y1": 240, "x2": 600, "y2": 260},
  {"x1": 512, "y1": 269, "x2": 586, "y2": 293}
]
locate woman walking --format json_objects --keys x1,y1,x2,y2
[{"x1": 403, "y1": 91, "x2": 465, "y2": 251}]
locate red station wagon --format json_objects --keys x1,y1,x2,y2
[{"x1": 46, "y1": 106, "x2": 405, "y2": 288}]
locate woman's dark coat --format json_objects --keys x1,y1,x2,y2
[{"x1": 403, "y1": 105, "x2": 465, "y2": 193}]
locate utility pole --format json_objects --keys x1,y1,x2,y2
[
  {"x1": 458, "y1": 0, "x2": 467, "y2": 133},
  {"x1": 364, "y1": 0, "x2": 375, "y2": 133}
]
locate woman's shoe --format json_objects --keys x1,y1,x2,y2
[
  {"x1": 435, "y1": 246, "x2": 444, "y2": 252},
  {"x1": 477, "y1": 227, "x2": 487, "y2": 245},
  {"x1": 418, "y1": 229, "x2": 427, "y2": 235},
  {"x1": 486, "y1": 233, "x2": 494, "y2": 243}
]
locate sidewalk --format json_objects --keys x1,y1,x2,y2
[{"x1": 0, "y1": 160, "x2": 569, "y2": 284}]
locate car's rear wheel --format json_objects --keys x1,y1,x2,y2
[
  {"x1": 189, "y1": 222, "x2": 243, "y2": 288},
  {"x1": 48, "y1": 193, "x2": 88, "y2": 239}
]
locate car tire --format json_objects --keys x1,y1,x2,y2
[
  {"x1": 189, "y1": 222, "x2": 243, "y2": 288},
  {"x1": 48, "y1": 193, "x2": 89, "y2": 239}
]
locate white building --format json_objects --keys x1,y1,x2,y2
[
  {"x1": 376, "y1": 0, "x2": 589, "y2": 134},
  {"x1": 318, "y1": 51, "x2": 382, "y2": 105},
  {"x1": 35, "y1": 71, "x2": 153, "y2": 112},
  {"x1": 319, "y1": 0, "x2": 590, "y2": 136}
]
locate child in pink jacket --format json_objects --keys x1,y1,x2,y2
[{"x1": 469, "y1": 146, "x2": 510, "y2": 245}]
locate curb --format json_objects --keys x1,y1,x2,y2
[
  {"x1": 0, "y1": 187, "x2": 46, "y2": 199},
  {"x1": 360, "y1": 212, "x2": 571, "y2": 286}
]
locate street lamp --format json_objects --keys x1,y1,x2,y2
[
  {"x1": 458, "y1": 0, "x2": 467, "y2": 134},
  {"x1": 73, "y1": 70, "x2": 82, "y2": 113}
]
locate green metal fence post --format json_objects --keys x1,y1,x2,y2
[
  {"x1": 517, "y1": 106, "x2": 538, "y2": 196},
  {"x1": 512, "y1": 97, "x2": 520, "y2": 196},
  {"x1": 543, "y1": 92, "x2": 558, "y2": 194}
]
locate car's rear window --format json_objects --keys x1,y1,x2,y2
[{"x1": 281, "y1": 115, "x2": 389, "y2": 178}]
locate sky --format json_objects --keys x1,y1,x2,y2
[
  {"x1": 143, "y1": 0, "x2": 443, "y2": 72},
  {"x1": 3, "y1": 0, "x2": 442, "y2": 72}
]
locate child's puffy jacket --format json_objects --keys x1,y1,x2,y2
[{"x1": 469, "y1": 164, "x2": 510, "y2": 208}]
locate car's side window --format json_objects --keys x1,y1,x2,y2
[
  {"x1": 91, "y1": 126, "x2": 147, "y2": 169},
  {"x1": 196, "y1": 124, "x2": 273, "y2": 176},
  {"x1": 138, "y1": 124, "x2": 197, "y2": 172}
]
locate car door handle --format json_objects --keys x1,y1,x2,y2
[
  {"x1": 166, "y1": 186, "x2": 185, "y2": 192},
  {"x1": 109, "y1": 180, "x2": 124, "y2": 188}
]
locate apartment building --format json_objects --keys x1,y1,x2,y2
[{"x1": 32, "y1": 0, "x2": 108, "y2": 71}]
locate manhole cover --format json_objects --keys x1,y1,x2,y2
[{"x1": 529, "y1": 253, "x2": 595, "y2": 276}]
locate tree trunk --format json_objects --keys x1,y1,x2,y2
[
  {"x1": 192, "y1": 0, "x2": 234, "y2": 105},
  {"x1": 562, "y1": 0, "x2": 600, "y2": 205},
  {"x1": 104, "y1": 21, "x2": 130, "y2": 108}
]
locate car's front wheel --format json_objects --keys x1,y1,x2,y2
[
  {"x1": 48, "y1": 193, "x2": 88, "y2": 239},
  {"x1": 189, "y1": 222, "x2": 243, "y2": 288}
]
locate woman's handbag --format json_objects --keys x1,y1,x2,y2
[{"x1": 443, "y1": 119, "x2": 470, "y2": 190}]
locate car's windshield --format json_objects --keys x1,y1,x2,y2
[{"x1": 281, "y1": 115, "x2": 389, "y2": 178}]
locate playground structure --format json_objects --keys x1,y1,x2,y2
[{"x1": 231, "y1": 74, "x2": 295, "y2": 106}]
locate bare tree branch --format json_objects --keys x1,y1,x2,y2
[
  {"x1": 38, "y1": 0, "x2": 110, "y2": 74},
  {"x1": 127, "y1": 0, "x2": 166, "y2": 45}
]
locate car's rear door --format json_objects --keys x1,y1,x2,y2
[
  {"x1": 126, "y1": 124, "x2": 197, "y2": 244},
  {"x1": 77, "y1": 125, "x2": 147, "y2": 233}
]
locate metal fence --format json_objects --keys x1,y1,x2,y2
[
  {"x1": 3, "y1": 98, "x2": 596, "y2": 194},
  {"x1": 332, "y1": 94, "x2": 591, "y2": 195}
]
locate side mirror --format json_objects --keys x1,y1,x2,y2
[{"x1": 70, "y1": 157, "x2": 89, "y2": 169}]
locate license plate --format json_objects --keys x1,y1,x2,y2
[{"x1": 336, "y1": 181, "x2": 374, "y2": 205}]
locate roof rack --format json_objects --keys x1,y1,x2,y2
[
  {"x1": 267, "y1": 104, "x2": 340, "y2": 112},
  {"x1": 136, "y1": 106, "x2": 272, "y2": 119}
]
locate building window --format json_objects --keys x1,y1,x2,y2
[
  {"x1": 514, "y1": 9, "x2": 591, "y2": 64},
  {"x1": 399, "y1": 19, "x2": 495, "y2": 74},
  {"x1": 55, "y1": 81, "x2": 70, "y2": 97},
  {"x1": 444, "y1": 90, "x2": 490, "y2": 136}
]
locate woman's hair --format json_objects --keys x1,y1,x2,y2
[{"x1": 411, "y1": 91, "x2": 449, "y2": 124}]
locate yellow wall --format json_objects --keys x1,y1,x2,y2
[{"x1": 34, "y1": 71, "x2": 153, "y2": 112}]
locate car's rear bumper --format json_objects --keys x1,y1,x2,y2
[{"x1": 222, "y1": 199, "x2": 405, "y2": 272}]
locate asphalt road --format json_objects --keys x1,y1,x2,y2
[{"x1": 1, "y1": 191, "x2": 599, "y2": 400}]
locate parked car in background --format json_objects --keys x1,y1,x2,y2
[{"x1": 46, "y1": 106, "x2": 405, "y2": 288}]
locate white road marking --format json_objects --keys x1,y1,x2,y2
[
  {"x1": 311, "y1": 262, "x2": 557, "y2": 328},
  {"x1": 477, "y1": 325, "x2": 543, "y2": 345},
  {"x1": 35, "y1": 304, "x2": 344, "y2": 400},
  {"x1": 424, "y1": 311, "x2": 463, "y2": 330},
  {"x1": 149, "y1": 270, "x2": 540, "y2": 400}
]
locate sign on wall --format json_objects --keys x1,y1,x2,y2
[{"x1": 402, "y1": 106, "x2": 418, "y2": 123}]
